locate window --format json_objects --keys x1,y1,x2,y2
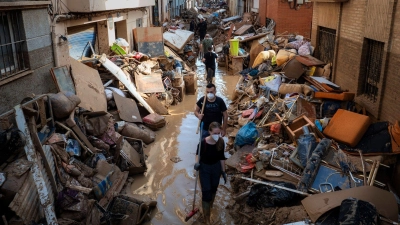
[
  {"x1": 315, "y1": 26, "x2": 336, "y2": 65},
  {"x1": 0, "y1": 11, "x2": 27, "y2": 80},
  {"x1": 136, "y1": 18, "x2": 142, "y2": 27},
  {"x1": 360, "y1": 38, "x2": 384, "y2": 102}
]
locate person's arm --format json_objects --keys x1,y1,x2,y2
[
  {"x1": 194, "y1": 99, "x2": 204, "y2": 120},
  {"x1": 220, "y1": 160, "x2": 225, "y2": 172},
  {"x1": 221, "y1": 110, "x2": 228, "y2": 136}
]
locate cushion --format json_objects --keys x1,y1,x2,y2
[
  {"x1": 314, "y1": 92, "x2": 355, "y2": 101},
  {"x1": 390, "y1": 121, "x2": 400, "y2": 153},
  {"x1": 323, "y1": 109, "x2": 371, "y2": 147}
]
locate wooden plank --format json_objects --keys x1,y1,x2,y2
[
  {"x1": 113, "y1": 93, "x2": 143, "y2": 122},
  {"x1": 253, "y1": 170, "x2": 298, "y2": 186},
  {"x1": 135, "y1": 73, "x2": 165, "y2": 93},
  {"x1": 133, "y1": 27, "x2": 164, "y2": 56},
  {"x1": 70, "y1": 57, "x2": 107, "y2": 112}
]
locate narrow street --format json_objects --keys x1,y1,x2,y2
[{"x1": 129, "y1": 62, "x2": 238, "y2": 225}]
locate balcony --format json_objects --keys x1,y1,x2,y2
[{"x1": 67, "y1": 0, "x2": 155, "y2": 13}]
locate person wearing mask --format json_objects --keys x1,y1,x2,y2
[
  {"x1": 202, "y1": 46, "x2": 218, "y2": 83},
  {"x1": 197, "y1": 18, "x2": 207, "y2": 41},
  {"x1": 194, "y1": 122, "x2": 227, "y2": 225},
  {"x1": 189, "y1": 19, "x2": 196, "y2": 32},
  {"x1": 194, "y1": 83, "x2": 228, "y2": 138}
]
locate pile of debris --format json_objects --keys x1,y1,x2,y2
[
  {"x1": 223, "y1": 30, "x2": 400, "y2": 224},
  {"x1": 0, "y1": 32, "x2": 199, "y2": 224}
]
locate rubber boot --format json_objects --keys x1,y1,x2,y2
[
  {"x1": 210, "y1": 193, "x2": 216, "y2": 209},
  {"x1": 202, "y1": 201, "x2": 211, "y2": 225}
]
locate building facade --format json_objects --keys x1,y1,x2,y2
[
  {"x1": 311, "y1": 0, "x2": 399, "y2": 123},
  {"x1": 0, "y1": 0, "x2": 155, "y2": 115},
  {"x1": 0, "y1": 1, "x2": 56, "y2": 114},
  {"x1": 52, "y1": 0, "x2": 155, "y2": 67},
  {"x1": 259, "y1": 0, "x2": 313, "y2": 38}
]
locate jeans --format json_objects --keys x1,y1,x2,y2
[{"x1": 199, "y1": 161, "x2": 222, "y2": 201}]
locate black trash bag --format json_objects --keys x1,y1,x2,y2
[
  {"x1": 339, "y1": 198, "x2": 378, "y2": 225},
  {"x1": 355, "y1": 121, "x2": 392, "y2": 154},
  {"x1": 0, "y1": 128, "x2": 26, "y2": 165},
  {"x1": 246, "y1": 182, "x2": 297, "y2": 209}
]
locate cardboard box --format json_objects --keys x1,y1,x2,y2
[
  {"x1": 172, "y1": 76, "x2": 183, "y2": 87},
  {"x1": 175, "y1": 81, "x2": 185, "y2": 101},
  {"x1": 183, "y1": 72, "x2": 197, "y2": 95}
]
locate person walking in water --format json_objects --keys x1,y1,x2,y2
[
  {"x1": 194, "y1": 122, "x2": 227, "y2": 225},
  {"x1": 194, "y1": 83, "x2": 228, "y2": 138}
]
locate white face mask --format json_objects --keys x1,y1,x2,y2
[
  {"x1": 207, "y1": 93, "x2": 215, "y2": 99},
  {"x1": 211, "y1": 134, "x2": 219, "y2": 141}
]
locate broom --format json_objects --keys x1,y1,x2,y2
[{"x1": 185, "y1": 122, "x2": 204, "y2": 222}]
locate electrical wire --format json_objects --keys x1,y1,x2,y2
[{"x1": 59, "y1": 0, "x2": 71, "y2": 14}]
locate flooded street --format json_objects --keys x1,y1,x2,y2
[{"x1": 129, "y1": 61, "x2": 239, "y2": 225}]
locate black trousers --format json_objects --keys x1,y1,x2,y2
[{"x1": 199, "y1": 161, "x2": 222, "y2": 202}]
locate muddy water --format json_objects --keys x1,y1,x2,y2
[{"x1": 129, "y1": 61, "x2": 239, "y2": 225}]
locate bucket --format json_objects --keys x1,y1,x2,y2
[{"x1": 229, "y1": 39, "x2": 239, "y2": 56}]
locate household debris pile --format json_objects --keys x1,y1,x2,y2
[
  {"x1": 0, "y1": 32, "x2": 200, "y2": 224},
  {"x1": 222, "y1": 27, "x2": 400, "y2": 225}
]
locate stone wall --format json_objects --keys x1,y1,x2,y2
[{"x1": 0, "y1": 8, "x2": 56, "y2": 115}]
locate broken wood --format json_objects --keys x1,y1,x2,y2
[
  {"x1": 99, "y1": 54, "x2": 155, "y2": 114},
  {"x1": 66, "y1": 181, "x2": 92, "y2": 194},
  {"x1": 233, "y1": 190, "x2": 250, "y2": 201}
]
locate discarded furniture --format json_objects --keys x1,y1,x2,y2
[{"x1": 323, "y1": 109, "x2": 371, "y2": 147}]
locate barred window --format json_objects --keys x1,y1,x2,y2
[
  {"x1": 315, "y1": 26, "x2": 336, "y2": 65},
  {"x1": 360, "y1": 38, "x2": 384, "y2": 102},
  {"x1": 0, "y1": 11, "x2": 28, "y2": 80}
]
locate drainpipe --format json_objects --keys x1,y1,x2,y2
[{"x1": 51, "y1": 15, "x2": 72, "y2": 67}]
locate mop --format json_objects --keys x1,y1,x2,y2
[{"x1": 185, "y1": 122, "x2": 204, "y2": 222}]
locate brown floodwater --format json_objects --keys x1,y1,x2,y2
[{"x1": 129, "y1": 61, "x2": 240, "y2": 225}]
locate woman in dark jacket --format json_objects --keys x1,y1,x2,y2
[{"x1": 194, "y1": 122, "x2": 227, "y2": 224}]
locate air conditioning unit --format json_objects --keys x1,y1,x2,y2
[
  {"x1": 305, "y1": 0, "x2": 311, "y2": 2},
  {"x1": 288, "y1": 0, "x2": 294, "y2": 2},
  {"x1": 297, "y1": 0, "x2": 304, "y2": 4}
]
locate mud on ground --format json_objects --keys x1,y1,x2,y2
[{"x1": 227, "y1": 175, "x2": 309, "y2": 225}]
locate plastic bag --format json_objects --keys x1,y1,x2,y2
[
  {"x1": 235, "y1": 122, "x2": 258, "y2": 146},
  {"x1": 339, "y1": 198, "x2": 378, "y2": 225},
  {"x1": 246, "y1": 182, "x2": 297, "y2": 208},
  {"x1": 115, "y1": 38, "x2": 129, "y2": 47},
  {"x1": 263, "y1": 74, "x2": 282, "y2": 92}
]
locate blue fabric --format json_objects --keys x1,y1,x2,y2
[
  {"x1": 201, "y1": 129, "x2": 210, "y2": 138},
  {"x1": 235, "y1": 122, "x2": 259, "y2": 146},
  {"x1": 199, "y1": 161, "x2": 222, "y2": 201}
]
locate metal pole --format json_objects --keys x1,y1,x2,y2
[{"x1": 241, "y1": 177, "x2": 311, "y2": 196}]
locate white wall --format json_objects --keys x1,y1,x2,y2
[{"x1": 54, "y1": 8, "x2": 149, "y2": 67}]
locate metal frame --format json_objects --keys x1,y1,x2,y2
[
  {"x1": 315, "y1": 26, "x2": 336, "y2": 65},
  {"x1": 361, "y1": 38, "x2": 385, "y2": 102},
  {"x1": 0, "y1": 10, "x2": 28, "y2": 80}
]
